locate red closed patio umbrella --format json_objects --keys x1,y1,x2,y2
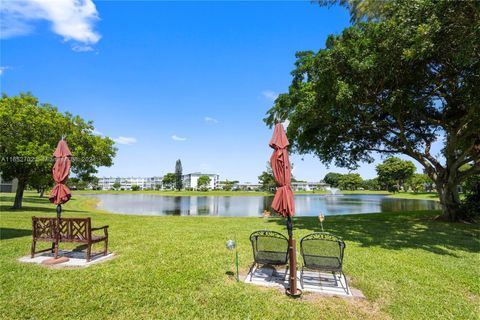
[
  {"x1": 269, "y1": 123, "x2": 301, "y2": 297},
  {"x1": 46, "y1": 138, "x2": 72, "y2": 262},
  {"x1": 49, "y1": 138, "x2": 72, "y2": 209}
]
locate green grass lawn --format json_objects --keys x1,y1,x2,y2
[
  {"x1": 387, "y1": 192, "x2": 440, "y2": 201},
  {"x1": 1, "y1": 192, "x2": 478, "y2": 319}
]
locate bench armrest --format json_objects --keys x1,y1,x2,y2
[{"x1": 91, "y1": 225, "x2": 109, "y2": 231}]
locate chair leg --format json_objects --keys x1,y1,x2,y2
[
  {"x1": 87, "y1": 243, "x2": 92, "y2": 262},
  {"x1": 31, "y1": 240, "x2": 36, "y2": 258},
  {"x1": 342, "y1": 271, "x2": 350, "y2": 295},
  {"x1": 248, "y1": 262, "x2": 257, "y2": 282},
  {"x1": 300, "y1": 266, "x2": 304, "y2": 289},
  {"x1": 332, "y1": 271, "x2": 338, "y2": 287},
  {"x1": 103, "y1": 239, "x2": 108, "y2": 256},
  {"x1": 284, "y1": 265, "x2": 289, "y2": 281}
]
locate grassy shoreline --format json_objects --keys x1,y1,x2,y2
[
  {"x1": 71, "y1": 189, "x2": 438, "y2": 201},
  {"x1": 1, "y1": 192, "x2": 478, "y2": 319}
]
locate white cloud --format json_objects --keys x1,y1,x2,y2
[
  {"x1": 1, "y1": 0, "x2": 101, "y2": 47},
  {"x1": 71, "y1": 44, "x2": 94, "y2": 52},
  {"x1": 113, "y1": 136, "x2": 137, "y2": 145},
  {"x1": 204, "y1": 116, "x2": 218, "y2": 124},
  {"x1": 0, "y1": 66, "x2": 10, "y2": 75},
  {"x1": 172, "y1": 135, "x2": 187, "y2": 141},
  {"x1": 262, "y1": 90, "x2": 278, "y2": 101}
]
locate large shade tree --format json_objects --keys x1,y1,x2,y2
[
  {"x1": 265, "y1": 0, "x2": 480, "y2": 221},
  {"x1": 0, "y1": 93, "x2": 117, "y2": 209}
]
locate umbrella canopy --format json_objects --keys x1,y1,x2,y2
[
  {"x1": 49, "y1": 139, "x2": 72, "y2": 205},
  {"x1": 269, "y1": 123, "x2": 295, "y2": 217},
  {"x1": 269, "y1": 123, "x2": 300, "y2": 296}
]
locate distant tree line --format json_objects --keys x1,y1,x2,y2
[
  {"x1": 260, "y1": 156, "x2": 448, "y2": 193},
  {"x1": 324, "y1": 157, "x2": 435, "y2": 192}
]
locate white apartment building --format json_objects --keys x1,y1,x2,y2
[
  {"x1": 229, "y1": 181, "x2": 328, "y2": 192},
  {"x1": 233, "y1": 182, "x2": 262, "y2": 191},
  {"x1": 98, "y1": 176, "x2": 163, "y2": 190},
  {"x1": 291, "y1": 181, "x2": 329, "y2": 191},
  {"x1": 182, "y1": 172, "x2": 219, "y2": 190}
]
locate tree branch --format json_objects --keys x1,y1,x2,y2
[
  {"x1": 367, "y1": 148, "x2": 399, "y2": 154},
  {"x1": 389, "y1": 115, "x2": 444, "y2": 172},
  {"x1": 451, "y1": 143, "x2": 474, "y2": 171},
  {"x1": 457, "y1": 163, "x2": 480, "y2": 181}
]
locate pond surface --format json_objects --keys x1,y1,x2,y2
[{"x1": 85, "y1": 194, "x2": 440, "y2": 217}]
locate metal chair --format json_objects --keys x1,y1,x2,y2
[
  {"x1": 248, "y1": 230, "x2": 289, "y2": 280},
  {"x1": 300, "y1": 232, "x2": 349, "y2": 294}
]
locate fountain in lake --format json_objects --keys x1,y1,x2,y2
[{"x1": 325, "y1": 187, "x2": 342, "y2": 196}]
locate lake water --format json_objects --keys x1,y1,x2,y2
[{"x1": 85, "y1": 194, "x2": 440, "y2": 217}]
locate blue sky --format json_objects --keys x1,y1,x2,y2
[{"x1": 1, "y1": 1, "x2": 439, "y2": 182}]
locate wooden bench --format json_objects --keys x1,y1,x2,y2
[{"x1": 32, "y1": 217, "x2": 109, "y2": 262}]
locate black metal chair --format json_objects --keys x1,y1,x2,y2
[
  {"x1": 300, "y1": 232, "x2": 349, "y2": 294},
  {"x1": 248, "y1": 230, "x2": 289, "y2": 280}
]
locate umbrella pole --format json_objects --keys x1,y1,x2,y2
[
  {"x1": 286, "y1": 216, "x2": 301, "y2": 297},
  {"x1": 43, "y1": 204, "x2": 69, "y2": 264},
  {"x1": 55, "y1": 204, "x2": 61, "y2": 259},
  {"x1": 56, "y1": 204, "x2": 62, "y2": 219}
]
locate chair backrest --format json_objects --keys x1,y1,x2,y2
[
  {"x1": 249, "y1": 230, "x2": 289, "y2": 265},
  {"x1": 32, "y1": 217, "x2": 56, "y2": 240},
  {"x1": 58, "y1": 218, "x2": 91, "y2": 241},
  {"x1": 300, "y1": 232, "x2": 345, "y2": 270}
]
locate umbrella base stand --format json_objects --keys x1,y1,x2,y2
[
  {"x1": 285, "y1": 288, "x2": 303, "y2": 298},
  {"x1": 42, "y1": 257, "x2": 70, "y2": 265}
]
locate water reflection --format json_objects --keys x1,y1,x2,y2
[{"x1": 87, "y1": 194, "x2": 440, "y2": 217}]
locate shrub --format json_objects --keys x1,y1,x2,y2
[{"x1": 461, "y1": 178, "x2": 480, "y2": 221}]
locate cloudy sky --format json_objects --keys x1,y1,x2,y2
[{"x1": 1, "y1": 1, "x2": 439, "y2": 181}]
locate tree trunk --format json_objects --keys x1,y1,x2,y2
[
  {"x1": 39, "y1": 188, "x2": 45, "y2": 198},
  {"x1": 13, "y1": 179, "x2": 26, "y2": 209},
  {"x1": 437, "y1": 178, "x2": 463, "y2": 221}
]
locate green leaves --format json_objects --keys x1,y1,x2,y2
[
  {"x1": 265, "y1": 0, "x2": 479, "y2": 172},
  {"x1": 197, "y1": 176, "x2": 211, "y2": 190},
  {"x1": 162, "y1": 173, "x2": 176, "y2": 189},
  {"x1": 258, "y1": 164, "x2": 276, "y2": 193},
  {"x1": 266, "y1": 0, "x2": 480, "y2": 219},
  {"x1": 175, "y1": 159, "x2": 183, "y2": 191},
  {"x1": 338, "y1": 173, "x2": 363, "y2": 190},
  {"x1": 0, "y1": 93, "x2": 117, "y2": 202},
  {"x1": 376, "y1": 157, "x2": 416, "y2": 191},
  {"x1": 323, "y1": 172, "x2": 344, "y2": 188}
]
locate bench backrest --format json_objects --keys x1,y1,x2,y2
[
  {"x1": 32, "y1": 217, "x2": 56, "y2": 240},
  {"x1": 58, "y1": 218, "x2": 91, "y2": 242},
  {"x1": 32, "y1": 217, "x2": 91, "y2": 242}
]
